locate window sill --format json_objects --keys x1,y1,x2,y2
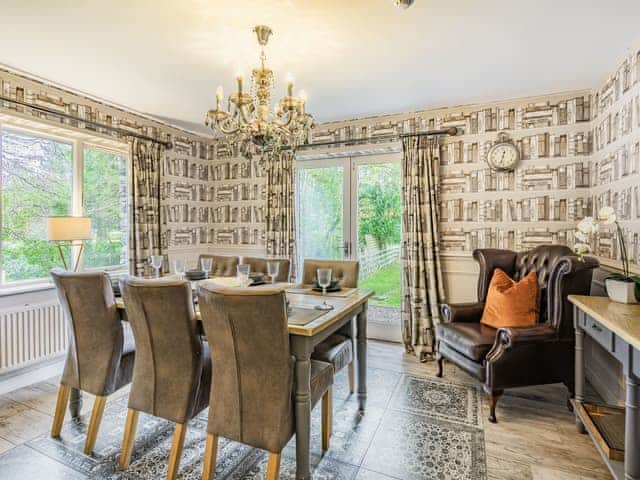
[{"x1": 0, "y1": 281, "x2": 56, "y2": 297}]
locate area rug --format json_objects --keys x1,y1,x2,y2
[{"x1": 23, "y1": 368, "x2": 487, "y2": 479}]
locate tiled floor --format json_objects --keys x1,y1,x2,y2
[{"x1": 0, "y1": 341, "x2": 611, "y2": 479}]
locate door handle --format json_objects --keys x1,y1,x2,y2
[{"x1": 343, "y1": 241, "x2": 350, "y2": 258}]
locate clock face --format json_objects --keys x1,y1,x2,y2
[{"x1": 488, "y1": 143, "x2": 519, "y2": 171}]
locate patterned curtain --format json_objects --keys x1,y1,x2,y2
[
  {"x1": 401, "y1": 136, "x2": 446, "y2": 361},
  {"x1": 129, "y1": 139, "x2": 164, "y2": 276},
  {"x1": 264, "y1": 149, "x2": 297, "y2": 280}
]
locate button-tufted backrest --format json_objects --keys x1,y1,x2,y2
[
  {"x1": 302, "y1": 259, "x2": 359, "y2": 288},
  {"x1": 514, "y1": 245, "x2": 573, "y2": 325},
  {"x1": 474, "y1": 245, "x2": 597, "y2": 337}
]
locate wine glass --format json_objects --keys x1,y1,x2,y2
[
  {"x1": 149, "y1": 255, "x2": 164, "y2": 278},
  {"x1": 315, "y1": 268, "x2": 334, "y2": 311},
  {"x1": 267, "y1": 260, "x2": 280, "y2": 284},
  {"x1": 173, "y1": 258, "x2": 186, "y2": 279},
  {"x1": 237, "y1": 264, "x2": 250, "y2": 287},
  {"x1": 200, "y1": 257, "x2": 213, "y2": 275}
]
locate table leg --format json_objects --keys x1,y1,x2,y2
[
  {"x1": 69, "y1": 387, "x2": 83, "y2": 419},
  {"x1": 625, "y1": 372, "x2": 640, "y2": 480},
  {"x1": 292, "y1": 338, "x2": 312, "y2": 480},
  {"x1": 356, "y1": 303, "x2": 368, "y2": 413},
  {"x1": 574, "y1": 308, "x2": 586, "y2": 434}
]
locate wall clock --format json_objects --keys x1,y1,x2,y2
[{"x1": 487, "y1": 132, "x2": 520, "y2": 172}]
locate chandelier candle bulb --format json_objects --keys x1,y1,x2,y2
[{"x1": 236, "y1": 74, "x2": 243, "y2": 93}]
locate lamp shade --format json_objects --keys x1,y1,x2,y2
[{"x1": 47, "y1": 216, "x2": 92, "y2": 241}]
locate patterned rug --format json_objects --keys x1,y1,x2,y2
[{"x1": 15, "y1": 368, "x2": 487, "y2": 480}]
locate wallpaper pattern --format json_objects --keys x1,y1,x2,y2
[
  {"x1": 0, "y1": 68, "x2": 215, "y2": 259},
  {"x1": 591, "y1": 48, "x2": 640, "y2": 271},
  {"x1": 309, "y1": 93, "x2": 593, "y2": 255}
]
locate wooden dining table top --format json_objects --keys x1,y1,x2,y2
[{"x1": 114, "y1": 277, "x2": 374, "y2": 337}]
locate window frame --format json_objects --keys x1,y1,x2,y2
[{"x1": 0, "y1": 121, "x2": 130, "y2": 290}]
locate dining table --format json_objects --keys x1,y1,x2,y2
[{"x1": 67, "y1": 277, "x2": 373, "y2": 480}]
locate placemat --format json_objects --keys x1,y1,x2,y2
[
  {"x1": 286, "y1": 286, "x2": 358, "y2": 298},
  {"x1": 287, "y1": 306, "x2": 328, "y2": 325}
]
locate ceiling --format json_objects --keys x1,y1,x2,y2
[{"x1": 1, "y1": 0, "x2": 640, "y2": 135}]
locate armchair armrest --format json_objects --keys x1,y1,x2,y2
[
  {"x1": 494, "y1": 324, "x2": 557, "y2": 350},
  {"x1": 441, "y1": 302, "x2": 484, "y2": 323}
]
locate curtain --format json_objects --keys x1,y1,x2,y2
[
  {"x1": 264, "y1": 149, "x2": 297, "y2": 280},
  {"x1": 129, "y1": 139, "x2": 164, "y2": 276},
  {"x1": 401, "y1": 136, "x2": 446, "y2": 361}
]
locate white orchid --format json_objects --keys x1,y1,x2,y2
[
  {"x1": 576, "y1": 217, "x2": 598, "y2": 235},
  {"x1": 575, "y1": 230, "x2": 589, "y2": 243},
  {"x1": 598, "y1": 206, "x2": 617, "y2": 225}
]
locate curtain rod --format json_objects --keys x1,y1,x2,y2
[
  {"x1": 0, "y1": 95, "x2": 173, "y2": 149},
  {"x1": 297, "y1": 126, "x2": 458, "y2": 150}
]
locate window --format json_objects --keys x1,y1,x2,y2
[
  {"x1": 82, "y1": 148, "x2": 129, "y2": 270},
  {"x1": 1, "y1": 129, "x2": 73, "y2": 283},
  {"x1": 0, "y1": 126, "x2": 129, "y2": 286}
]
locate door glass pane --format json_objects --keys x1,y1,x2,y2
[
  {"x1": 357, "y1": 162, "x2": 402, "y2": 323},
  {"x1": 298, "y1": 166, "x2": 345, "y2": 261},
  {"x1": 83, "y1": 148, "x2": 128, "y2": 269},
  {"x1": 1, "y1": 129, "x2": 72, "y2": 282}
]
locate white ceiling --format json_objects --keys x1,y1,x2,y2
[{"x1": 1, "y1": 0, "x2": 640, "y2": 134}]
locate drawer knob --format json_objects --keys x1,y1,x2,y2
[{"x1": 591, "y1": 323, "x2": 603, "y2": 333}]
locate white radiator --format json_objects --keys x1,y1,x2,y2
[{"x1": 0, "y1": 301, "x2": 68, "y2": 373}]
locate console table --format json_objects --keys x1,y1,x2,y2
[{"x1": 569, "y1": 295, "x2": 640, "y2": 480}]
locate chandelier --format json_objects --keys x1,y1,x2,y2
[{"x1": 205, "y1": 25, "x2": 314, "y2": 159}]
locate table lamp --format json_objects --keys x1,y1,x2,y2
[{"x1": 47, "y1": 216, "x2": 92, "y2": 271}]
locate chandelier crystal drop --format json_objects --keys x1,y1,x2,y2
[{"x1": 205, "y1": 25, "x2": 315, "y2": 159}]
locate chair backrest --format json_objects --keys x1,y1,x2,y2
[
  {"x1": 198, "y1": 254, "x2": 239, "y2": 277},
  {"x1": 198, "y1": 283, "x2": 294, "y2": 453},
  {"x1": 120, "y1": 276, "x2": 204, "y2": 423},
  {"x1": 51, "y1": 269, "x2": 125, "y2": 396},
  {"x1": 473, "y1": 245, "x2": 597, "y2": 336},
  {"x1": 241, "y1": 257, "x2": 291, "y2": 282},
  {"x1": 302, "y1": 259, "x2": 359, "y2": 288}
]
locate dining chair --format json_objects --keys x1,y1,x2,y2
[
  {"x1": 241, "y1": 256, "x2": 291, "y2": 282},
  {"x1": 198, "y1": 283, "x2": 334, "y2": 480},
  {"x1": 50, "y1": 269, "x2": 135, "y2": 454},
  {"x1": 198, "y1": 254, "x2": 239, "y2": 277},
  {"x1": 303, "y1": 259, "x2": 359, "y2": 395},
  {"x1": 118, "y1": 277, "x2": 212, "y2": 480}
]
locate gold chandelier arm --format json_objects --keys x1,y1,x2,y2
[
  {"x1": 215, "y1": 116, "x2": 241, "y2": 135},
  {"x1": 272, "y1": 110, "x2": 295, "y2": 128}
]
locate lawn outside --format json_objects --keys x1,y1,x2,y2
[{"x1": 360, "y1": 262, "x2": 401, "y2": 307}]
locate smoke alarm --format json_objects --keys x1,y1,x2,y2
[{"x1": 394, "y1": 0, "x2": 415, "y2": 8}]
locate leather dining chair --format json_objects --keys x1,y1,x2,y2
[
  {"x1": 303, "y1": 259, "x2": 359, "y2": 395},
  {"x1": 50, "y1": 269, "x2": 135, "y2": 455},
  {"x1": 198, "y1": 254, "x2": 239, "y2": 277},
  {"x1": 118, "y1": 277, "x2": 212, "y2": 480},
  {"x1": 241, "y1": 256, "x2": 291, "y2": 282},
  {"x1": 198, "y1": 283, "x2": 334, "y2": 480}
]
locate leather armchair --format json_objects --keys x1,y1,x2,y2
[{"x1": 435, "y1": 245, "x2": 598, "y2": 423}]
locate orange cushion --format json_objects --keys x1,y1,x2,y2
[{"x1": 480, "y1": 269, "x2": 539, "y2": 329}]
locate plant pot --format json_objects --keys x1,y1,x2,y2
[{"x1": 605, "y1": 279, "x2": 638, "y2": 304}]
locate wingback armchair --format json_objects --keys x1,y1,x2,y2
[{"x1": 435, "y1": 245, "x2": 598, "y2": 423}]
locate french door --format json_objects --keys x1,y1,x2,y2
[{"x1": 297, "y1": 153, "x2": 402, "y2": 341}]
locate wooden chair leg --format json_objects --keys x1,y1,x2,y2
[
  {"x1": 435, "y1": 354, "x2": 443, "y2": 378},
  {"x1": 51, "y1": 384, "x2": 70, "y2": 438},
  {"x1": 488, "y1": 390, "x2": 503, "y2": 424},
  {"x1": 167, "y1": 423, "x2": 187, "y2": 480},
  {"x1": 265, "y1": 452, "x2": 281, "y2": 480},
  {"x1": 201, "y1": 433, "x2": 219, "y2": 480},
  {"x1": 348, "y1": 361, "x2": 355, "y2": 395},
  {"x1": 83, "y1": 395, "x2": 107, "y2": 454},
  {"x1": 118, "y1": 409, "x2": 139, "y2": 470},
  {"x1": 321, "y1": 386, "x2": 332, "y2": 452}
]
